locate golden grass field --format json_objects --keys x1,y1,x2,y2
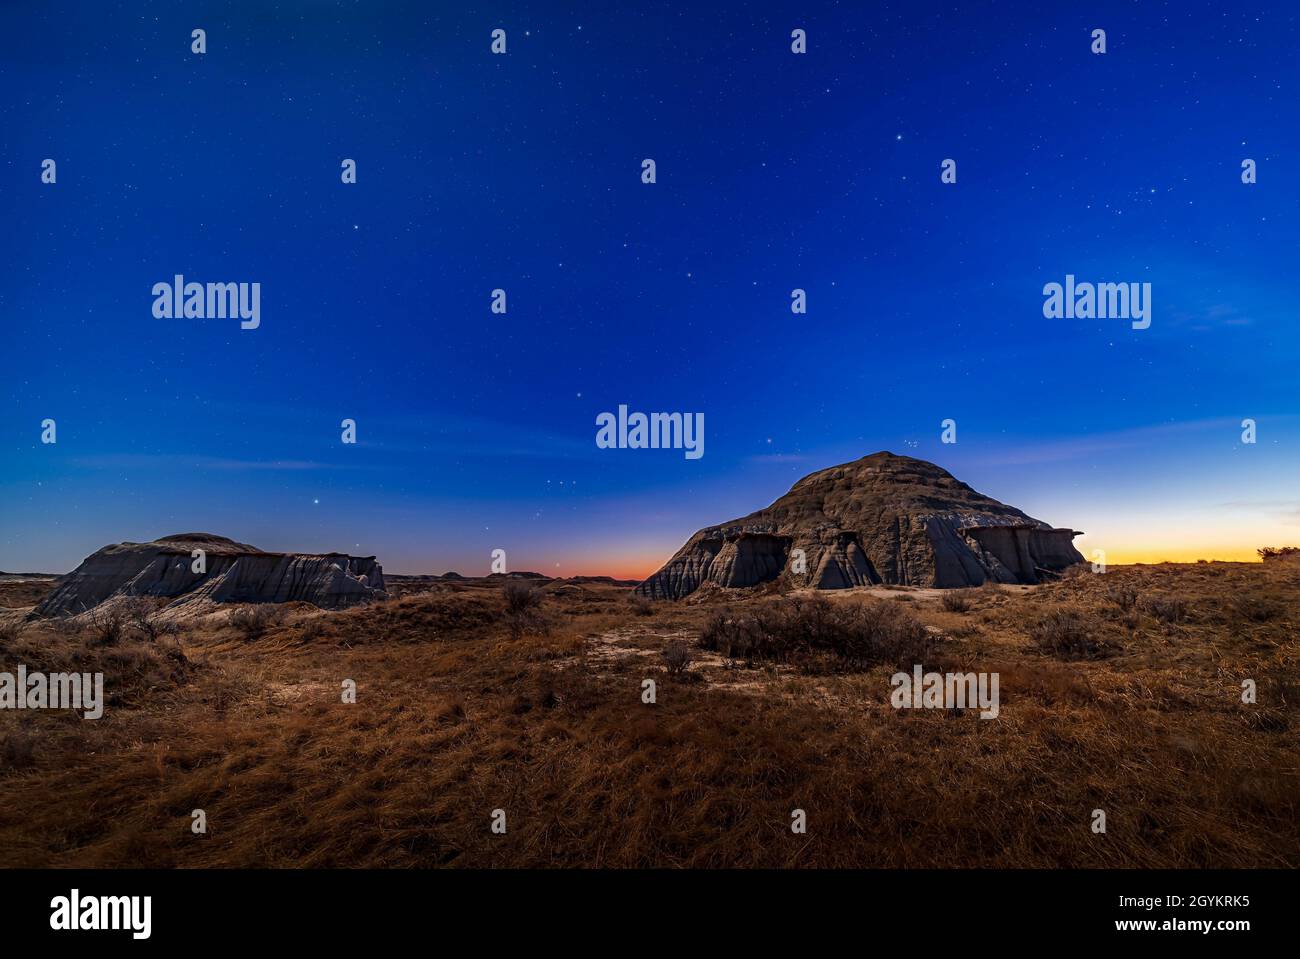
[{"x1": 0, "y1": 558, "x2": 1296, "y2": 868}]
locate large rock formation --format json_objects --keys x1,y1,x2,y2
[
  {"x1": 34, "y1": 533, "x2": 385, "y2": 617},
  {"x1": 637, "y1": 452, "x2": 1083, "y2": 599}
]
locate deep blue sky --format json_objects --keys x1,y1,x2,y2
[{"x1": 3, "y1": 1, "x2": 1297, "y2": 575}]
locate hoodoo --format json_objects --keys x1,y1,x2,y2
[
  {"x1": 637, "y1": 452, "x2": 1083, "y2": 599},
  {"x1": 33, "y1": 533, "x2": 385, "y2": 617}
]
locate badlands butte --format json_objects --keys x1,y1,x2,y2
[
  {"x1": 0, "y1": 451, "x2": 1296, "y2": 869},
  {"x1": 637, "y1": 452, "x2": 1084, "y2": 598},
  {"x1": 28, "y1": 453, "x2": 1078, "y2": 619}
]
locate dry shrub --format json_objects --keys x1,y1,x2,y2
[
  {"x1": 1231, "y1": 595, "x2": 1283, "y2": 623},
  {"x1": 501, "y1": 582, "x2": 547, "y2": 639},
  {"x1": 941, "y1": 589, "x2": 976, "y2": 613},
  {"x1": 1106, "y1": 585, "x2": 1139, "y2": 611},
  {"x1": 662, "y1": 640, "x2": 692, "y2": 675},
  {"x1": 699, "y1": 595, "x2": 931, "y2": 670},
  {"x1": 121, "y1": 596, "x2": 177, "y2": 642},
  {"x1": 503, "y1": 581, "x2": 543, "y2": 613},
  {"x1": 297, "y1": 617, "x2": 329, "y2": 643},
  {"x1": 630, "y1": 595, "x2": 656, "y2": 617},
  {"x1": 1030, "y1": 606, "x2": 1104, "y2": 659},
  {"x1": 1142, "y1": 595, "x2": 1187, "y2": 624},
  {"x1": 229, "y1": 604, "x2": 284, "y2": 640},
  {"x1": 1258, "y1": 546, "x2": 1300, "y2": 560},
  {"x1": 101, "y1": 642, "x2": 192, "y2": 693},
  {"x1": 205, "y1": 664, "x2": 257, "y2": 716},
  {"x1": 83, "y1": 605, "x2": 126, "y2": 646}
]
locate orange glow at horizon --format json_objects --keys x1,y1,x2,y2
[
  {"x1": 1074, "y1": 521, "x2": 1282, "y2": 567},
  {"x1": 565, "y1": 552, "x2": 665, "y2": 581},
  {"x1": 1098, "y1": 547, "x2": 1264, "y2": 565}
]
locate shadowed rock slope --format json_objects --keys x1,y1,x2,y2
[
  {"x1": 34, "y1": 533, "x2": 385, "y2": 616},
  {"x1": 637, "y1": 452, "x2": 1083, "y2": 599}
]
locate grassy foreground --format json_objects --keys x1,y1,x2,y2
[{"x1": 0, "y1": 559, "x2": 1296, "y2": 868}]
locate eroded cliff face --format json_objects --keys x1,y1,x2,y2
[
  {"x1": 34, "y1": 533, "x2": 386, "y2": 616},
  {"x1": 636, "y1": 453, "x2": 1084, "y2": 599}
]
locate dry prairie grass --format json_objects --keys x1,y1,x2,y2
[{"x1": 0, "y1": 560, "x2": 1296, "y2": 868}]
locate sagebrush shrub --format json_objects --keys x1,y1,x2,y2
[
  {"x1": 1142, "y1": 595, "x2": 1187, "y2": 624},
  {"x1": 663, "y1": 640, "x2": 692, "y2": 675},
  {"x1": 229, "y1": 604, "x2": 283, "y2": 640},
  {"x1": 501, "y1": 581, "x2": 547, "y2": 638},
  {"x1": 1106, "y1": 585, "x2": 1139, "y2": 612},
  {"x1": 1030, "y1": 607, "x2": 1102, "y2": 659},
  {"x1": 941, "y1": 589, "x2": 976, "y2": 613},
  {"x1": 699, "y1": 596, "x2": 931, "y2": 670},
  {"x1": 503, "y1": 581, "x2": 543, "y2": 614},
  {"x1": 1231, "y1": 595, "x2": 1282, "y2": 623},
  {"x1": 84, "y1": 606, "x2": 126, "y2": 646},
  {"x1": 121, "y1": 596, "x2": 176, "y2": 642}
]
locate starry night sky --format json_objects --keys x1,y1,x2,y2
[{"x1": 3, "y1": 1, "x2": 1297, "y2": 576}]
